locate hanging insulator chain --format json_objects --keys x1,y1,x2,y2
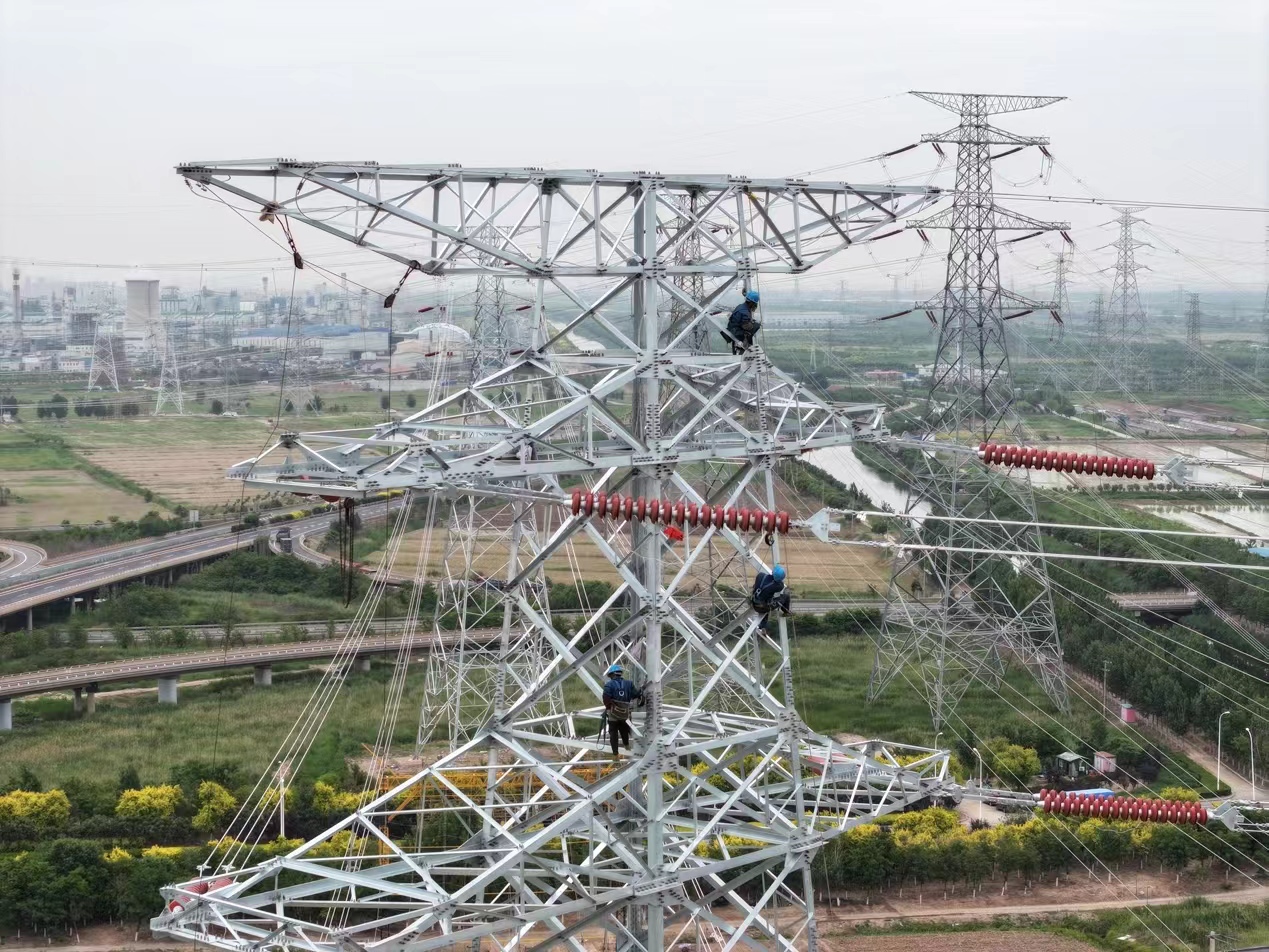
[
  {"x1": 569, "y1": 490, "x2": 791, "y2": 535},
  {"x1": 978, "y1": 442, "x2": 1156, "y2": 481}
]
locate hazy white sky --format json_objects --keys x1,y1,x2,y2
[{"x1": 1, "y1": 0, "x2": 1266, "y2": 295}]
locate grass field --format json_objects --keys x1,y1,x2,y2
[
  {"x1": 0, "y1": 666, "x2": 421, "y2": 787},
  {"x1": 0, "y1": 468, "x2": 158, "y2": 529},
  {"x1": 0, "y1": 636, "x2": 1217, "y2": 796}
]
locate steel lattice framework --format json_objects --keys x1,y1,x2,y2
[
  {"x1": 154, "y1": 321, "x2": 186, "y2": 415},
  {"x1": 156, "y1": 160, "x2": 950, "y2": 952},
  {"x1": 86, "y1": 318, "x2": 120, "y2": 392},
  {"x1": 870, "y1": 92, "x2": 1070, "y2": 729},
  {"x1": 1183, "y1": 292, "x2": 1206, "y2": 395},
  {"x1": 1103, "y1": 207, "x2": 1152, "y2": 391}
]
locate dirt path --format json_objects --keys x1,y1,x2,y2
[{"x1": 813, "y1": 881, "x2": 1269, "y2": 929}]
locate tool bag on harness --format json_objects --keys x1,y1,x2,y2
[{"x1": 608, "y1": 699, "x2": 633, "y2": 722}]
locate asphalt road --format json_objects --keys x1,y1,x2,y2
[{"x1": 0, "y1": 540, "x2": 48, "y2": 579}]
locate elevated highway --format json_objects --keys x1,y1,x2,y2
[
  {"x1": 0, "y1": 513, "x2": 337, "y2": 631},
  {"x1": 0, "y1": 630, "x2": 485, "y2": 729}
]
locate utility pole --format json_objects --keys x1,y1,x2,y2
[
  {"x1": 871, "y1": 91, "x2": 1070, "y2": 728},
  {"x1": 1184, "y1": 293, "x2": 1205, "y2": 395},
  {"x1": 1102, "y1": 659, "x2": 1111, "y2": 713}
]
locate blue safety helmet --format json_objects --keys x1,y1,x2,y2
[
  {"x1": 606, "y1": 663, "x2": 623, "y2": 676},
  {"x1": 745, "y1": 289, "x2": 760, "y2": 304},
  {"x1": 772, "y1": 565, "x2": 786, "y2": 581}
]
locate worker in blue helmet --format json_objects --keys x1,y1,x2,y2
[
  {"x1": 602, "y1": 663, "x2": 642, "y2": 758},
  {"x1": 724, "y1": 289, "x2": 761, "y2": 354},
  {"x1": 750, "y1": 564, "x2": 791, "y2": 631}
]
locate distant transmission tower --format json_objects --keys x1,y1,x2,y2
[
  {"x1": 1258, "y1": 230, "x2": 1269, "y2": 381},
  {"x1": 280, "y1": 337, "x2": 316, "y2": 414},
  {"x1": 1091, "y1": 291, "x2": 1108, "y2": 349},
  {"x1": 668, "y1": 191, "x2": 710, "y2": 353},
  {"x1": 468, "y1": 225, "x2": 518, "y2": 385},
  {"x1": 86, "y1": 318, "x2": 120, "y2": 392},
  {"x1": 1183, "y1": 293, "x2": 1206, "y2": 395},
  {"x1": 1050, "y1": 249, "x2": 1072, "y2": 320},
  {"x1": 1104, "y1": 207, "x2": 1152, "y2": 390},
  {"x1": 871, "y1": 90, "x2": 1070, "y2": 728},
  {"x1": 154, "y1": 323, "x2": 185, "y2": 415}
]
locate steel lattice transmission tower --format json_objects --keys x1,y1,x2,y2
[
  {"x1": 280, "y1": 342, "x2": 316, "y2": 414},
  {"x1": 871, "y1": 91, "x2": 1070, "y2": 729},
  {"x1": 157, "y1": 159, "x2": 949, "y2": 952},
  {"x1": 416, "y1": 235, "x2": 555, "y2": 751},
  {"x1": 1103, "y1": 207, "x2": 1152, "y2": 391},
  {"x1": 1183, "y1": 292, "x2": 1206, "y2": 395},
  {"x1": 86, "y1": 318, "x2": 120, "y2": 392},
  {"x1": 468, "y1": 223, "x2": 523, "y2": 385},
  {"x1": 1050, "y1": 249, "x2": 1072, "y2": 321},
  {"x1": 1258, "y1": 229, "x2": 1269, "y2": 381},
  {"x1": 153, "y1": 321, "x2": 185, "y2": 415}
]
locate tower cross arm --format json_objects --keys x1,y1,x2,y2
[
  {"x1": 910, "y1": 91, "x2": 1066, "y2": 116},
  {"x1": 910, "y1": 208, "x2": 1070, "y2": 231},
  {"x1": 920, "y1": 125, "x2": 1051, "y2": 148}
]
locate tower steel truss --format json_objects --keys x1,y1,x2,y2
[
  {"x1": 870, "y1": 92, "x2": 1070, "y2": 729},
  {"x1": 156, "y1": 161, "x2": 950, "y2": 952},
  {"x1": 86, "y1": 318, "x2": 120, "y2": 392},
  {"x1": 154, "y1": 319, "x2": 185, "y2": 415},
  {"x1": 1183, "y1": 293, "x2": 1206, "y2": 395},
  {"x1": 1103, "y1": 207, "x2": 1152, "y2": 391}
]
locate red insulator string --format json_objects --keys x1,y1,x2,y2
[
  {"x1": 978, "y1": 442, "x2": 1156, "y2": 481},
  {"x1": 569, "y1": 490, "x2": 791, "y2": 535},
  {"x1": 1038, "y1": 789, "x2": 1207, "y2": 825}
]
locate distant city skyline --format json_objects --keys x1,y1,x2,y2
[{"x1": 2, "y1": 0, "x2": 1266, "y2": 295}]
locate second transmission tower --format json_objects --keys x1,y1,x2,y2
[
  {"x1": 1183, "y1": 293, "x2": 1206, "y2": 395},
  {"x1": 1103, "y1": 207, "x2": 1152, "y2": 391},
  {"x1": 871, "y1": 90, "x2": 1070, "y2": 727}
]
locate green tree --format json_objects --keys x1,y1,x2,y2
[
  {"x1": 192, "y1": 781, "x2": 238, "y2": 834},
  {"x1": 112, "y1": 620, "x2": 135, "y2": 649},
  {"x1": 66, "y1": 613, "x2": 90, "y2": 649},
  {"x1": 169, "y1": 625, "x2": 191, "y2": 647},
  {"x1": 120, "y1": 856, "x2": 181, "y2": 927},
  {"x1": 210, "y1": 398, "x2": 225, "y2": 415},
  {"x1": 987, "y1": 738, "x2": 1042, "y2": 783},
  {"x1": 117, "y1": 765, "x2": 142, "y2": 794},
  {"x1": 380, "y1": 394, "x2": 390, "y2": 410}
]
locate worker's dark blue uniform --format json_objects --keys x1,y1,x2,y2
[
  {"x1": 751, "y1": 572, "x2": 791, "y2": 631},
  {"x1": 603, "y1": 676, "x2": 642, "y2": 756},
  {"x1": 726, "y1": 301, "x2": 761, "y2": 353}
]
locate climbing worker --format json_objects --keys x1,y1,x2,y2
[
  {"x1": 724, "y1": 289, "x2": 761, "y2": 354},
  {"x1": 602, "y1": 663, "x2": 642, "y2": 758},
  {"x1": 750, "y1": 564, "x2": 792, "y2": 631}
]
